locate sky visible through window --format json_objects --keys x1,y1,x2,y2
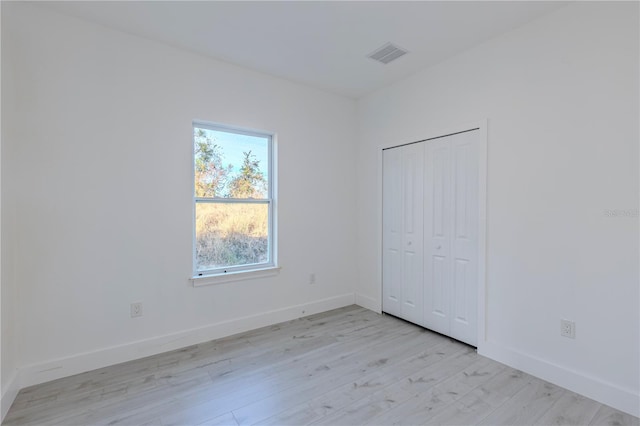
[{"x1": 203, "y1": 127, "x2": 269, "y2": 185}]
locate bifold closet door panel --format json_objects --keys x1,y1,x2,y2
[
  {"x1": 382, "y1": 147, "x2": 402, "y2": 317},
  {"x1": 400, "y1": 142, "x2": 424, "y2": 324},
  {"x1": 449, "y1": 131, "x2": 479, "y2": 346},
  {"x1": 423, "y1": 139, "x2": 452, "y2": 336},
  {"x1": 423, "y1": 131, "x2": 479, "y2": 346}
]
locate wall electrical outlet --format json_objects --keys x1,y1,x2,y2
[
  {"x1": 560, "y1": 319, "x2": 575, "y2": 338},
  {"x1": 131, "y1": 302, "x2": 143, "y2": 318},
  {"x1": 309, "y1": 273, "x2": 316, "y2": 284}
]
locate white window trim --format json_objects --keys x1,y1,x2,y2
[
  {"x1": 192, "y1": 120, "x2": 277, "y2": 280},
  {"x1": 190, "y1": 266, "x2": 281, "y2": 287}
]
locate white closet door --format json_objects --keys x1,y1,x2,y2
[
  {"x1": 449, "y1": 131, "x2": 479, "y2": 346},
  {"x1": 383, "y1": 130, "x2": 478, "y2": 347},
  {"x1": 423, "y1": 140, "x2": 452, "y2": 336},
  {"x1": 400, "y1": 143, "x2": 424, "y2": 324},
  {"x1": 382, "y1": 147, "x2": 402, "y2": 317},
  {"x1": 423, "y1": 131, "x2": 479, "y2": 346},
  {"x1": 382, "y1": 143, "x2": 424, "y2": 323}
]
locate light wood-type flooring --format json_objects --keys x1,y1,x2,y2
[{"x1": 4, "y1": 306, "x2": 639, "y2": 426}]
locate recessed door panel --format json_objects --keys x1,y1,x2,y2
[
  {"x1": 432, "y1": 147, "x2": 448, "y2": 238},
  {"x1": 453, "y1": 258, "x2": 469, "y2": 324},
  {"x1": 454, "y1": 144, "x2": 470, "y2": 240},
  {"x1": 384, "y1": 248, "x2": 400, "y2": 305},
  {"x1": 428, "y1": 255, "x2": 449, "y2": 339}
]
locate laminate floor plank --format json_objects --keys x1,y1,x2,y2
[
  {"x1": 589, "y1": 405, "x2": 640, "y2": 426},
  {"x1": 197, "y1": 412, "x2": 239, "y2": 426},
  {"x1": 477, "y1": 377, "x2": 565, "y2": 425},
  {"x1": 4, "y1": 306, "x2": 637, "y2": 426},
  {"x1": 534, "y1": 392, "x2": 604, "y2": 426},
  {"x1": 420, "y1": 367, "x2": 530, "y2": 426},
  {"x1": 371, "y1": 354, "x2": 506, "y2": 426}
]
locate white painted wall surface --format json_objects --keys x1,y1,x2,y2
[
  {"x1": 2, "y1": 1, "x2": 357, "y2": 390},
  {"x1": 1, "y1": 0, "x2": 3, "y2": 406},
  {"x1": 1, "y1": 1, "x2": 21, "y2": 418},
  {"x1": 356, "y1": 2, "x2": 638, "y2": 416}
]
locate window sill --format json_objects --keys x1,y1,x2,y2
[{"x1": 190, "y1": 266, "x2": 281, "y2": 287}]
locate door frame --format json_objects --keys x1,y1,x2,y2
[{"x1": 377, "y1": 120, "x2": 488, "y2": 348}]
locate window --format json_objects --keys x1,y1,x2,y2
[{"x1": 193, "y1": 122, "x2": 275, "y2": 278}]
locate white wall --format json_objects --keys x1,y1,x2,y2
[
  {"x1": 356, "y1": 2, "x2": 639, "y2": 416},
  {"x1": 1, "y1": 1, "x2": 357, "y2": 393},
  {"x1": 1, "y1": 1, "x2": 21, "y2": 418}
]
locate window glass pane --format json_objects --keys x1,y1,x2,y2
[
  {"x1": 196, "y1": 202, "x2": 269, "y2": 271},
  {"x1": 194, "y1": 127, "x2": 269, "y2": 199}
]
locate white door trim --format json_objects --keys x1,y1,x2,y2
[{"x1": 377, "y1": 120, "x2": 488, "y2": 349}]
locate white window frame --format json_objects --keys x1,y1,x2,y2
[{"x1": 191, "y1": 121, "x2": 278, "y2": 286}]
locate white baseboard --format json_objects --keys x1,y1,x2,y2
[
  {"x1": 478, "y1": 341, "x2": 640, "y2": 417},
  {"x1": 18, "y1": 293, "x2": 355, "y2": 390},
  {"x1": 355, "y1": 293, "x2": 381, "y2": 313},
  {"x1": 1, "y1": 369, "x2": 20, "y2": 422}
]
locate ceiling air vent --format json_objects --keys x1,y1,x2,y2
[{"x1": 367, "y1": 43, "x2": 408, "y2": 65}]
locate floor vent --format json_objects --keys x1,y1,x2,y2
[{"x1": 367, "y1": 43, "x2": 408, "y2": 64}]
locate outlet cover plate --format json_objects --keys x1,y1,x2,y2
[
  {"x1": 131, "y1": 303, "x2": 143, "y2": 318},
  {"x1": 560, "y1": 319, "x2": 575, "y2": 338}
]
